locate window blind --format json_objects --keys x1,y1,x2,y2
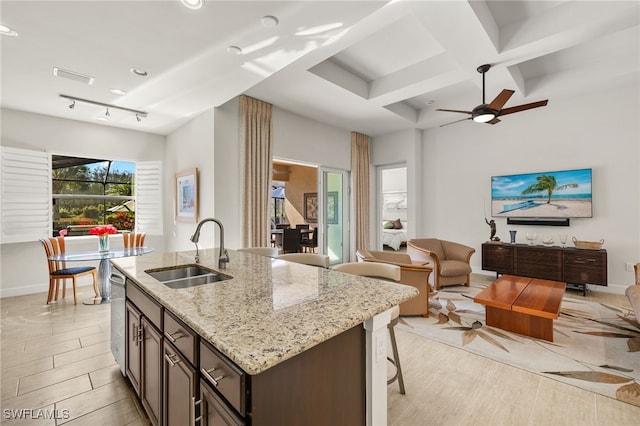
[
  {"x1": 135, "y1": 161, "x2": 163, "y2": 236},
  {"x1": 0, "y1": 147, "x2": 51, "y2": 243}
]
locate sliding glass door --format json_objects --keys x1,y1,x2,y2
[{"x1": 318, "y1": 168, "x2": 349, "y2": 265}]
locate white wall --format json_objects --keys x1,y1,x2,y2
[
  {"x1": 420, "y1": 84, "x2": 640, "y2": 292},
  {"x1": 272, "y1": 107, "x2": 352, "y2": 170},
  {"x1": 0, "y1": 108, "x2": 165, "y2": 297}
]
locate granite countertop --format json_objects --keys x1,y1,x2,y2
[{"x1": 111, "y1": 248, "x2": 418, "y2": 375}]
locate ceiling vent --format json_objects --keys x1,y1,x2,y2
[{"x1": 53, "y1": 67, "x2": 94, "y2": 85}]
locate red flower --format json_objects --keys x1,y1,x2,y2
[{"x1": 89, "y1": 226, "x2": 118, "y2": 236}]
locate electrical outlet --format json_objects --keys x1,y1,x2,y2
[{"x1": 625, "y1": 262, "x2": 635, "y2": 272}]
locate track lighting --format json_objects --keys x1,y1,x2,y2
[{"x1": 59, "y1": 94, "x2": 148, "y2": 122}]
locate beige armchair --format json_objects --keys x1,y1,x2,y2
[
  {"x1": 356, "y1": 249, "x2": 432, "y2": 317},
  {"x1": 407, "y1": 238, "x2": 475, "y2": 290}
]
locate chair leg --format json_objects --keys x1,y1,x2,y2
[
  {"x1": 54, "y1": 280, "x2": 60, "y2": 301},
  {"x1": 92, "y1": 271, "x2": 100, "y2": 298},
  {"x1": 62, "y1": 278, "x2": 67, "y2": 298},
  {"x1": 72, "y1": 277, "x2": 77, "y2": 305},
  {"x1": 47, "y1": 278, "x2": 55, "y2": 304},
  {"x1": 387, "y1": 324, "x2": 406, "y2": 394}
]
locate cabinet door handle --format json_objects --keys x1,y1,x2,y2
[
  {"x1": 131, "y1": 323, "x2": 138, "y2": 345},
  {"x1": 165, "y1": 330, "x2": 184, "y2": 343},
  {"x1": 191, "y1": 397, "x2": 202, "y2": 426},
  {"x1": 201, "y1": 367, "x2": 225, "y2": 387},
  {"x1": 164, "y1": 352, "x2": 182, "y2": 367},
  {"x1": 137, "y1": 325, "x2": 144, "y2": 343}
]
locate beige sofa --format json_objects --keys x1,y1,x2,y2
[
  {"x1": 407, "y1": 238, "x2": 475, "y2": 290},
  {"x1": 356, "y1": 249, "x2": 432, "y2": 317}
]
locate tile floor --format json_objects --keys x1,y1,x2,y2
[{"x1": 1, "y1": 278, "x2": 638, "y2": 425}]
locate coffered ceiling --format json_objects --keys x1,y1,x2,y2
[{"x1": 1, "y1": 1, "x2": 638, "y2": 136}]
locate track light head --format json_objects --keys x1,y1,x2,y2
[
  {"x1": 136, "y1": 113, "x2": 142, "y2": 123},
  {"x1": 68, "y1": 100, "x2": 75, "y2": 109},
  {"x1": 105, "y1": 108, "x2": 110, "y2": 117}
]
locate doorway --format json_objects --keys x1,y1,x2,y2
[
  {"x1": 378, "y1": 165, "x2": 407, "y2": 251},
  {"x1": 319, "y1": 168, "x2": 349, "y2": 265}
]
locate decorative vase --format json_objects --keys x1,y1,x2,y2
[
  {"x1": 98, "y1": 234, "x2": 110, "y2": 252},
  {"x1": 509, "y1": 230, "x2": 517, "y2": 244}
]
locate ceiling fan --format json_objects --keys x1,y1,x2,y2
[{"x1": 436, "y1": 64, "x2": 548, "y2": 127}]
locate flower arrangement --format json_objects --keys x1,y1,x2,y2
[{"x1": 89, "y1": 225, "x2": 118, "y2": 236}]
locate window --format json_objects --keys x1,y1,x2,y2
[
  {"x1": 0, "y1": 147, "x2": 162, "y2": 243},
  {"x1": 52, "y1": 155, "x2": 135, "y2": 236}
]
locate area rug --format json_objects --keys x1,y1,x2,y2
[{"x1": 398, "y1": 283, "x2": 640, "y2": 407}]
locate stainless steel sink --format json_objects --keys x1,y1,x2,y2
[{"x1": 145, "y1": 265, "x2": 232, "y2": 289}]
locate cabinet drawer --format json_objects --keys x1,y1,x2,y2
[
  {"x1": 563, "y1": 267, "x2": 606, "y2": 286},
  {"x1": 482, "y1": 244, "x2": 513, "y2": 273},
  {"x1": 563, "y1": 251, "x2": 604, "y2": 265},
  {"x1": 127, "y1": 283, "x2": 163, "y2": 330},
  {"x1": 164, "y1": 311, "x2": 197, "y2": 366},
  {"x1": 200, "y1": 340, "x2": 246, "y2": 416},
  {"x1": 200, "y1": 379, "x2": 245, "y2": 426}
]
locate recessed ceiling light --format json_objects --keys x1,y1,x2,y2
[
  {"x1": 424, "y1": 100, "x2": 435, "y2": 106},
  {"x1": 110, "y1": 88, "x2": 126, "y2": 96},
  {"x1": 0, "y1": 24, "x2": 18, "y2": 37},
  {"x1": 227, "y1": 46, "x2": 243, "y2": 55},
  {"x1": 261, "y1": 15, "x2": 279, "y2": 28},
  {"x1": 130, "y1": 67, "x2": 148, "y2": 77},
  {"x1": 181, "y1": 0, "x2": 203, "y2": 10}
]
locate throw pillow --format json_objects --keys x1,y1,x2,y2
[
  {"x1": 392, "y1": 219, "x2": 403, "y2": 229},
  {"x1": 383, "y1": 221, "x2": 394, "y2": 229}
]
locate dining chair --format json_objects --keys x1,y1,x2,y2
[
  {"x1": 282, "y1": 228, "x2": 301, "y2": 253},
  {"x1": 238, "y1": 247, "x2": 279, "y2": 257},
  {"x1": 332, "y1": 261, "x2": 406, "y2": 394},
  {"x1": 123, "y1": 232, "x2": 146, "y2": 248},
  {"x1": 277, "y1": 253, "x2": 330, "y2": 268},
  {"x1": 40, "y1": 236, "x2": 99, "y2": 305},
  {"x1": 300, "y1": 228, "x2": 318, "y2": 253}
]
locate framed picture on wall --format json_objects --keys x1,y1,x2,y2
[
  {"x1": 175, "y1": 168, "x2": 198, "y2": 223},
  {"x1": 304, "y1": 192, "x2": 318, "y2": 223}
]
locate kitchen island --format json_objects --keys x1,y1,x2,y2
[{"x1": 111, "y1": 248, "x2": 418, "y2": 426}]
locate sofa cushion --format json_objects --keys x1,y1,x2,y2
[
  {"x1": 626, "y1": 285, "x2": 640, "y2": 321},
  {"x1": 439, "y1": 260, "x2": 472, "y2": 277}
]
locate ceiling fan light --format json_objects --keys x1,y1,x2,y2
[{"x1": 473, "y1": 112, "x2": 496, "y2": 123}]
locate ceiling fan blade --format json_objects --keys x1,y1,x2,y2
[
  {"x1": 486, "y1": 117, "x2": 501, "y2": 125},
  {"x1": 440, "y1": 117, "x2": 471, "y2": 127},
  {"x1": 487, "y1": 89, "x2": 515, "y2": 111},
  {"x1": 499, "y1": 100, "x2": 548, "y2": 116},
  {"x1": 436, "y1": 108, "x2": 472, "y2": 115}
]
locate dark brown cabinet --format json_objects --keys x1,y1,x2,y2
[
  {"x1": 481, "y1": 244, "x2": 513, "y2": 274},
  {"x1": 126, "y1": 284, "x2": 163, "y2": 426},
  {"x1": 125, "y1": 302, "x2": 142, "y2": 395},
  {"x1": 163, "y1": 340, "x2": 197, "y2": 426},
  {"x1": 482, "y1": 243, "x2": 607, "y2": 294},
  {"x1": 125, "y1": 282, "x2": 366, "y2": 425},
  {"x1": 200, "y1": 379, "x2": 244, "y2": 426}
]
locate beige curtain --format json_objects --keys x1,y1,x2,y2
[
  {"x1": 351, "y1": 132, "x2": 370, "y2": 253},
  {"x1": 240, "y1": 95, "x2": 273, "y2": 247}
]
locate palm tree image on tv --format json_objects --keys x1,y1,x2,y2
[
  {"x1": 491, "y1": 168, "x2": 593, "y2": 218},
  {"x1": 521, "y1": 175, "x2": 578, "y2": 204}
]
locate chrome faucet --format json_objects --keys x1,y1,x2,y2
[{"x1": 190, "y1": 218, "x2": 229, "y2": 269}]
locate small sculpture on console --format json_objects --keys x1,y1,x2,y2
[{"x1": 485, "y1": 218, "x2": 500, "y2": 241}]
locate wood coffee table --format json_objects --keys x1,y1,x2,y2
[{"x1": 473, "y1": 275, "x2": 566, "y2": 341}]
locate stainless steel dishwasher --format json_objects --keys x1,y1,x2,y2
[{"x1": 109, "y1": 268, "x2": 127, "y2": 375}]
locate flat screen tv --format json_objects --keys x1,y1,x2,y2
[{"x1": 491, "y1": 168, "x2": 592, "y2": 218}]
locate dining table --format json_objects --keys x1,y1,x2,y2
[{"x1": 48, "y1": 246, "x2": 153, "y2": 305}]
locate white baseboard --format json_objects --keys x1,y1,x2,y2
[{"x1": 0, "y1": 281, "x2": 94, "y2": 299}]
